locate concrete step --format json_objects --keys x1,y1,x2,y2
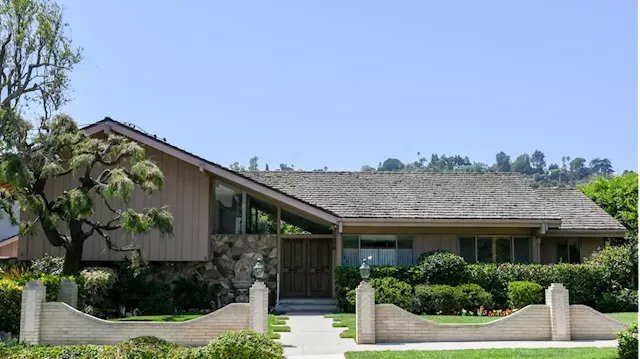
[
  {"x1": 279, "y1": 298, "x2": 336, "y2": 305},
  {"x1": 276, "y1": 298, "x2": 337, "y2": 313}
]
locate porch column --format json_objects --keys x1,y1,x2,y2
[
  {"x1": 356, "y1": 281, "x2": 376, "y2": 344},
  {"x1": 534, "y1": 237, "x2": 542, "y2": 263}
]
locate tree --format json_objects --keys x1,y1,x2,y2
[
  {"x1": 561, "y1": 156, "x2": 570, "y2": 170},
  {"x1": 548, "y1": 163, "x2": 559, "y2": 171},
  {"x1": 378, "y1": 158, "x2": 405, "y2": 171},
  {"x1": 265, "y1": 163, "x2": 269, "y2": 171},
  {"x1": 569, "y1": 157, "x2": 590, "y2": 180},
  {"x1": 580, "y1": 172, "x2": 638, "y2": 243},
  {"x1": 511, "y1": 154, "x2": 533, "y2": 174},
  {"x1": 0, "y1": 116, "x2": 173, "y2": 274},
  {"x1": 229, "y1": 162, "x2": 245, "y2": 171},
  {"x1": 0, "y1": 0, "x2": 82, "y2": 131},
  {"x1": 494, "y1": 152, "x2": 511, "y2": 172},
  {"x1": 360, "y1": 165, "x2": 375, "y2": 172},
  {"x1": 248, "y1": 156, "x2": 259, "y2": 171},
  {"x1": 531, "y1": 150, "x2": 546, "y2": 174},
  {"x1": 589, "y1": 158, "x2": 614, "y2": 176},
  {"x1": 279, "y1": 164, "x2": 294, "y2": 171}
]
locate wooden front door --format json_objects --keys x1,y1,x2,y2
[{"x1": 281, "y1": 238, "x2": 332, "y2": 297}]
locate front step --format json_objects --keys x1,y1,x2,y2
[{"x1": 276, "y1": 298, "x2": 337, "y2": 313}]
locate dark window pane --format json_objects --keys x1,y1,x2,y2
[
  {"x1": 215, "y1": 182, "x2": 242, "y2": 234},
  {"x1": 343, "y1": 235, "x2": 359, "y2": 249},
  {"x1": 513, "y1": 237, "x2": 530, "y2": 263},
  {"x1": 397, "y1": 236, "x2": 414, "y2": 265},
  {"x1": 397, "y1": 236, "x2": 414, "y2": 249},
  {"x1": 557, "y1": 241, "x2": 568, "y2": 263},
  {"x1": 477, "y1": 238, "x2": 493, "y2": 263},
  {"x1": 568, "y1": 242, "x2": 581, "y2": 264},
  {"x1": 459, "y1": 237, "x2": 476, "y2": 263},
  {"x1": 495, "y1": 238, "x2": 511, "y2": 263}
]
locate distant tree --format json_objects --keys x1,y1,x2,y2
[
  {"x1": 378, "y1": 158, "x2": 405, "y2": 171},
  {"x1": 360, "y1": 165, "x2": 376, "y2": 172},
  {"x1": 531, "y1": 150, "x2": 546, "y2": 174},
  {"x1": 569, "y1": 157, "x2": 590, "y2": 180},
  {"x1": 495, "y1": 152, "x2": 511, "y2": 172},
  {"x1": 279, "y1": 164, "x2": 294, "y2": 171},
  {"x1": 511, "y1": 154, "x2": 533, "y2": 174},
  {"x1": 457, "y1": 162, "x2": 488, "y2": 172},
  {"x1": 265, "y1": 163, "x2": 270, "y2": 171},
  {"x1": 548, "y1": 163, "x2": 560, "y2": 171},
  {"x1": 589, "y1": 158, "x2": 614, "y2": 176},
  {"x1": 229, "y1": 162, "x2": 245, "y2": 171},
  {"x1": 248, "y1": 156, "x2": 259, "y2": 171},
  {"x1": 313, "y1": 167, "x2": 328, "y2": 172},
  {"x1": 561, "y1": 156, "x2": 570, "y2": 170},
  {"x1": 580, "y1": 172, "x2": 638, "y2": 243}
]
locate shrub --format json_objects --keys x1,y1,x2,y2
[
  {"x1": 81, "y1": 267, "x2": 118, "y2": 317},
  {"x1": 508, "y1": 281, "x2": 544, "y2": 309},
  {"x1": 345, "y1": 277, "x2": 415, "y2": 312},
  {"x1": 172, "y1": 276, "x2": 216, "y2": 311},
  {"x1": 617, "y1": 323, "x2": 638, "y2": 359},
  {"x1": 0, "y1": 278, "x2": 22, "y2": 334},
  {"x1": 414, "y1": 285, "x2": 436, "y2": 314},
  {"x1": 139, "y1": 290, "x2": 175, "y2": 315},
  {"x1": 30, "y1": 254, "x2": 64, "y2": 276},
  {"x1": 429, "y1": 284, "x2": 458, "y2": 314},
  {"x1": 595, "y1": 289, "x2": 639, "y2": 313},
  {"x1": 455, "y1": 283, "x2": 493, "y2": 311},
  {"x1": 586, "y1": 244, "x2": 637, "y2": 290},
  {"x1": 115, "y1": 336, "x2": 178, "y2": 359},
  {"x1": 416, "y1": 249, "x2": 453, "y2": 265},
  {"x1": 200, "y1": 330, "x2": 283, "y2": 359},
  {"x1": 420, "y1": 252, "x2": 468, "y2": 286}
]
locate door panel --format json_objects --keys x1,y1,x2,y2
[
  {"x1": 307, "y1": 238, "x2": 332, "y2": 297},
  {"x1": 282, "y1": 239, "x2": 306, "y2": 297},
  {"x1": 281, "y1": 238, "x2": 332, "y2": 298}
]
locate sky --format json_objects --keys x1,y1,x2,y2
[{"x1": 57, "y1": 1, "x2": 637, "y2": 172}]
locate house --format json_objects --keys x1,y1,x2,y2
[
  {"x1": 0, "y1": 182, "x2": 19, "y2": 258},
  {"x1": 12, "y1": 118, "x2": 627, "y2": 303}
]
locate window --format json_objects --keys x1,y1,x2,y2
[
  {"x1": 214, "y1": 182, "x2": 243, "y2": 234},
  {"x1": 342, "y1": 235, "x2": 414, "y2": 266},
  {"x1": 459, "y1": 236, "x2": 531, "y2": 263},
  {"x1": 557, "y1": 239, "x2": 581, "y2": 264}
]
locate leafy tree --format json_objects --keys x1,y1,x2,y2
[
  {"x1": 360, "y1": 165, "x2": 375, "y2": 172},
  {"x1": 531, "y1": 150, "x2": 546, "y2": 174},
  {"x1": 229, "y1": 162, "x2": 245, "y2": 171},
  {"x1": 265, "y1": 163, "x2": 269, "y2": 171},
  {"x1": 589, "y1": 158, "x2": 614, "y2": 176},
  {"x1": 494, "y1": 152, "x2": 511, "y2": 172},
  {"x1": 580, "y1": 172, "x2": 638, "y2": 242},
  {"x1": 0, "y1": 116, "x2": 173, "y2": 274},
  {"x1": 561, "y1": 156, "x2": 571, "y2": 170},
  {"x1": 248, "y1": 156, "x2": 259, "y2": 171},
  {"x1": 570, "y1": 157, "x2": 590, "y2": 180},
  {"x1": 548, "y1": 163, "x2": 559, "y2": 171},
  {"x1": 279, "y1": 163, "x2": 294, "y2": 171},
  {"x1": 378, "y1": 158, "x2": 405, "y2": 171},
  {"x1": 511, "y1": 154, "x2": 533, "y2": 174}
]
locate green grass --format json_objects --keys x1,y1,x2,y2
[
  {"x1": 111, "y1": 313, "x2": 291, "y2": 340},
  {"x1": 326, "y1": 312, "x2": 638, "y2": 340},
  {"x1": 344, "y1": 348, "x2": 617, "y2": 359}
]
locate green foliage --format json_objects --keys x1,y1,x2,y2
[
  {"x1": 172, "y1": 276, "x2": 216, "y2": 312},
  {"x1": 416, "y1": 249, "x2": 453, "y2": 265},
  {"x1": 617, "y1": 323, "x2": 638, "y2": 359},
  {"x1": 586, "y1": 244, "x2": 637, "y2": 290},
  {"x1": 378, "y1": 158, "x2": 405, "y2": 171},
  {"x1": 0, "y1": 278, "x2": 22, "y2": 333},
  {"x1": 580, "y1": 172, "x2": 639, "y2": 241},
  {"x1": 427, "y1": 284, "x2": 458, "y2": 314},
  {"x1": 455, "y1": 283, "x2": 493, "y2": 311},
  {"x1": 30, "y1": 254, "x2": 64, "y2": 276},
  {"x1": 595, "y1": 289, "x2": 638, "y2": 313},
  {"x1": 415, "y1": 284, "x2": 492, "y2": 314},
  {"x1": 81, "y1": 267, "x2": 118, "y2": 316},
  {"x1": 115, "y1": 336, "x2": 178, "y2": 359},
  {"x1": 512, "y1": 154, "x2": 534, "y2": 174},
  {"x1": 507, "y1": 281, "x2": 544, "y2": 309},
  {"x1": 346, "y1": 277, "x2": 415, "y2": 312},
  {"x1": 199, "y1": 330, "x2": 284, "y2": 359},
  {"x1": 419, "y1": 252, "x2": 468, "y2": 286}
]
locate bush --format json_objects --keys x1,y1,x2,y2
[
  {"x1": 172, "y1": 276, "x2": 216, "y2": 312},
  {"x1": 115, "y1": 336, "x2": 178, "y2": 359},
  {"x1": 586, "y1": 244, "x2": 637, "y2": 290},
  {"x1": 595, "y1": 289, "x2": 639, "y2": 313},
  {"x1": 30, "y1": 254, "x2": 64, "y2": 276},
  {"x1": 81, "y1": 267, "x2": 118, "y2": 317},
  {"x1": 617, "y1": 323, "x2": 638, "y2": 359},
  {"x1": 508, "y1": 281, "x2": 544, "y2": 309},
  {"x1": 416, "y1": 249, "x2": 453, "y2": 265},
  {"x1": 345, "y1": 277, "x2": 415, "y2": 312},
  {"x1": 455, "y1": 283, "x2": 493, "y2": 311},
  {"x1": 414, "y1": 285, "x2": 436, "y2": 314},
  {"x1": 419, "y1": 252, "x2": 468, "y2": 286},
  {"x1": 200, "y1": 330, "x2": 283, "y2": 359},
  {"x1": 0, "y1": 278, "x2": 22, "y2": 334},
  {"x1": 429, "y1": 284, "x2": 458, "y2": 314}
]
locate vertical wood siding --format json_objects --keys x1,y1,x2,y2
[
  {"x1": 18, "y1": 147, "x2": 210, "y2": 262},
  {"x1": 413, "y1": 234, "x2": 457, "y2": 261}
]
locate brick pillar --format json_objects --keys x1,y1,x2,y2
[
  {"x1": 356, "y1": 281, "x2": 375, "y2": 344},
  {"x1": 249, "y1": 281, "x2": 268, "y2": 335},
  {"x1": 546, "y1": 283, "x2": 571, "y2": 341},
  {"x1": 20, "y1": 280, "x2": 46, "y2": 344},
  {"x1": 57, "y1": 278, "x2": 78, "y2": 309}
]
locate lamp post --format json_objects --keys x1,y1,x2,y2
[
  {"x1": 253, "y1": 259, "x2": 265, "y2": 282},
  {"x1": 359, "y1": 258, "x2": 371, "y2": 282}
]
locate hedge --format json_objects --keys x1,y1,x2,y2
[{"x1": 507, "y1": 281, "x2": 544, "y2": 309}]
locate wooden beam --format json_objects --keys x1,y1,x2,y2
[{"x1": 280, "y1": 234, "x2": 334, "y2": 239}]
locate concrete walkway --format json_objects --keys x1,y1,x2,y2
[{"x1": 280, "y1": 313, "x2": 618, "y2": 359}]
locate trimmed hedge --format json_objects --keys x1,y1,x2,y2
[
  {"x1": 507, "y1": 281, "x2": 544, "y2": 309},
  {"x1": 414, "y1": 284, "x2": 492, "y2": 314},
  {"x1": 346, "y1": 277, "x2": 415, "y2": 312},
  {"x1": 617, "y1": 323, "x2": 638, "y2": 359}
]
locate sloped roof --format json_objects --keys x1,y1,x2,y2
[
  {"x1": 242, "y1": 171, "x2": 561, "y2": 220},
  {"x1": 535, "y1": 187, "x2": 627, "y2": 231}
]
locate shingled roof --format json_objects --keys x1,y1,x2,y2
[
  {"x1": 535, "y1": 187, "x2": 627, "y2": 231},
  {"x1": 242, "y1": 171, "x2": 561, "y2": 220}
]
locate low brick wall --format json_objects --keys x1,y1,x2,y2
[
  {"x1": 375, "y1": 304, "x2": 551, "y2": 342},
  {"x1": 570, "y1": 305, "x2": 628, "y2": 340}
]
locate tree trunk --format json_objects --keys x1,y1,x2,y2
[{"x1": 62, "y1": 239, "x2": 84, "y2": 275}]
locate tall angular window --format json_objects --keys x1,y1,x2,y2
[{"x1": 214, "y1": 182, "x2": 243, "y2": 234}]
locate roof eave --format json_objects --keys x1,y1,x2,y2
[
  {"x1": 340, "y1": 218, "x2": 562, "y2": 228},
  {"x1": 544, "y1": 229, "x2": 628, "y2": 237}
]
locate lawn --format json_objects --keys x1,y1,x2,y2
[
  {"x1": 326, "y1": 312, "x2": 637, "y2": 340},
  {"x1": 111, "y1": 313, "x2": 291, "y2": 339},
  {"x1": 344, "y1": 348, "x2": 617, "y2": 359}
]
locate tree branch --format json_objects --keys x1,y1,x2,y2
[{"x1": 95, "y1": 227, "x2": 141, "y2": 254}]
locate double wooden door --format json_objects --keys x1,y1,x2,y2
[{"x1": 281, "y1": 238, "x2": 332, "y2": 297}]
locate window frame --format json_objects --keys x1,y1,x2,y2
[
  {"x1": 457, "y1": 235, "x2": 531, "y2": 263},
  {"x1": 556, "y1": 238, "x2": 582, "y2": 264},
  {"x1": 342, "y1": 234, "x2": 415, "y2": 266}
]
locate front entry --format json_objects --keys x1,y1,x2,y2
[{"x1": 281, "y1": 238, "x2": 332, "y2": 297}]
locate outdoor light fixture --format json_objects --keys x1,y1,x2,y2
[
  {"x1": 359, "y1": 257, "x2": 371, "y2": 281},
  {"x1": 253, "y1": 259, "x2": 266, "y2": 281}
]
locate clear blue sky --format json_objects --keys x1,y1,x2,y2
[{"x1": 59, "y1": 1, "x2": 637, "y2": 172}]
